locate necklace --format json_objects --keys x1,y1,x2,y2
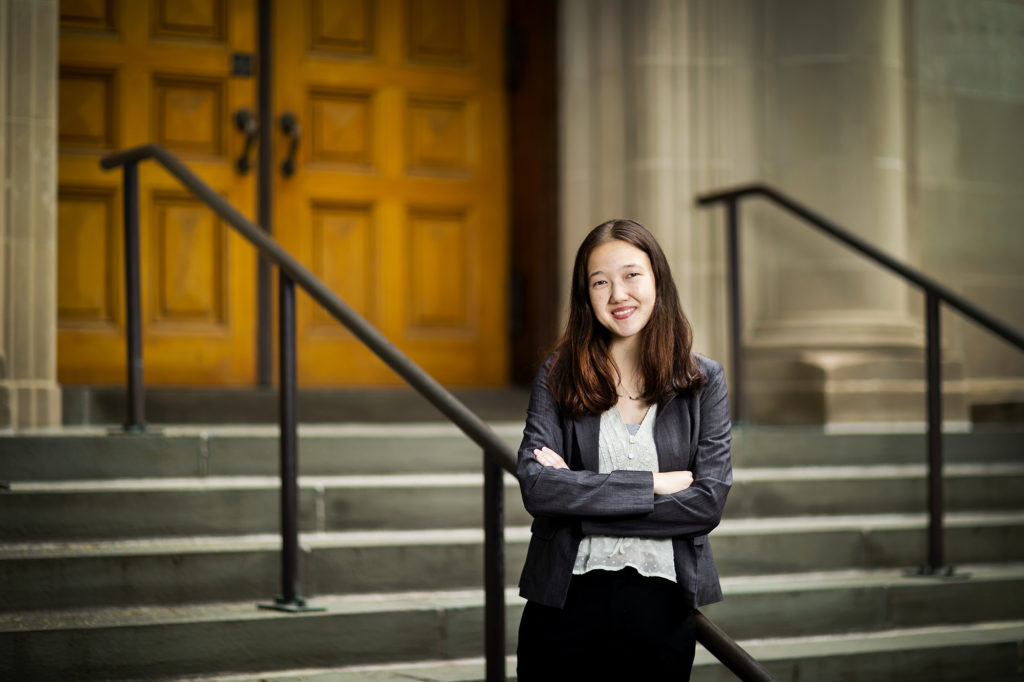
[
  {"x1": 618, "y1": 385, "x2": 641, "y2": 401},
  {"x1": 617, "y1": 374, "x2": 641, "y2": 401}
]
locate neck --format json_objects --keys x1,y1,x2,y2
[{"x1": 610, "y1": 336, "x2": 642, "y2": 385}]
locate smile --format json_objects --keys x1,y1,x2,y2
[{"x1": 611, "y1": 307, "x2": 636, "y2": 320}]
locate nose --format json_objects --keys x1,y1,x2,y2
[{"x1": 608, "y1": 280, "x2": 627, "y2": 302}]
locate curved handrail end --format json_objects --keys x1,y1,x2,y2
[
  {"x1": 695, "y1": 182, "x2": 1024, "y2": 352},
  {"x1": 100, "y1": 144, "x2": 166, "y2": 170},
  {"x1": 695, "y1": 183, "x2": 771, "y2": 206}
]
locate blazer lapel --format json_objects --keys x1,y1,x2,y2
[
  {"x1": 573, "y1": 397, "x2": 692, "y2": 473},
  {"x1": 655, "y1": 394, "x2": 690, "y2": 472},
  {"x1": 573, "y1": 412, "x2": 601, "y2": 472}
]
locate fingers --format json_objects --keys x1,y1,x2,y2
[
  {"x1": 674, "y1": 470, "x2": 695, "y2": 490},
  {"x1": 654, "y1": 470, "x2": 695, "y2": 494},
  {"x1": 533, "y1": 447, "x2": 569, "y2": 469},
  {"x1": 534, "y1": 448, "x2": 562, "y2": 468}
]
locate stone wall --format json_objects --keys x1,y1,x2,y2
[
  {"x1": 907, "y1": 0, "x2": 1024, "y2": 416},
  {"x1": 559, "y1": 0, "x2": 1023, "y2": 424}
]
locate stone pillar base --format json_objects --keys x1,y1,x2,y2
[
  {"x1": 0, "y1": 380, "x2": 62, "y2": 429},
  {"x1": 745, "y1": 348, "x2": 968, "y2": 426}
]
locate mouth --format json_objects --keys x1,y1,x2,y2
[{"x1": 611, "y1": 307, "x2": 636, "y2": 320}]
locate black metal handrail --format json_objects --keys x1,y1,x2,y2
[
  {"x1": 697, "y1": 182, "x2": 1024, "y2": 575},
  {"x1": 100, "y1": 144, "x2": 510, "y2": 678},
  {"x1": 697, "y1": 610, "x2": 775, "y2": 681},
  {"x1": 99, "y1": 145, "x2": 515, "y2": 465},
  {"x1": 100, "y1": 145, "x2": 773, "y2": 681}
]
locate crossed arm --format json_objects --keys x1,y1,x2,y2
[
  {"x1": 533, "y1": 446, "x2": 695, "y2": 494},
  {"x1": 517, "y1": 359, "x2": 733, "y2": 539}
]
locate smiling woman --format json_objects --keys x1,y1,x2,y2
[
  {"x1": 514, "y1": 219, "x2": 732, "y2": 681},
  {"x1": 587, "y1": 239, "x2": 657, "y2": 347},
  {"x1": 548, "y1": 219, "x2": 708, "y2": 418}
]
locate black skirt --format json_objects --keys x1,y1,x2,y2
[{"x1": 517, "y1": 566, "x2": 697, "y2": 681}]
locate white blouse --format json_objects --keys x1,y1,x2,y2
[{"x1": 572, "y1": 403, "x2": 677, "y2": 582}]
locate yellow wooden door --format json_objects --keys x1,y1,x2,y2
[
  {"x1": 272, "y1": 0, "x2": 509, "y2": 386},
  {"x1": 57, "y1": 0, "x2": 257, "y2": 385}
]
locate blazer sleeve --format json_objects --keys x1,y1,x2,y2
[
  {"x1": 578, "y1": 359, "x2": 733, "y2": 538},
  {"x1": 517, "y1": 355, "x2": 656, "y2": 519}
]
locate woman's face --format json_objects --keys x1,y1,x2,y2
[{"x1": 586, "y1": 239, "x2": 656, "y2": 342}]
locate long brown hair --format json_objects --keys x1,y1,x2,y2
[{"x1": 548, "y1": 219, "x2": 706, "y2": 417}]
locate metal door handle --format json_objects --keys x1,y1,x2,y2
[
  {"x1": 279, "y1": 112, "x2": 301, "y2": 178},
  {"x1": 233, "y1": 108, "x2": 258, "y2": 174}
]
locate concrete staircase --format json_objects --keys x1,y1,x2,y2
[{"x1": 2, "y1": 423, "x2": 1023, "y2": 680}]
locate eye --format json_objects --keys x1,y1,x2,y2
[
  {"x1": 625, "y1": 272, "x2": 642, "y2": 279},
  {"x1": 591, "y1": 279, "x2": 607, "y2": 288}
]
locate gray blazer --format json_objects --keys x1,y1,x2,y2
[{"x1": 516, "y1": 353, "x2": 732, "y2": 610}]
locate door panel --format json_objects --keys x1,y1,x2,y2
[
  {"x1": 57, "y1": 0, "x2": 507, "y2": 387},
  {"x1": 57, "y1": 0, "x2": 256, "y2": 385},
  {"x1": 274, "y1": 0, "x2": 508, "y2": 386}
]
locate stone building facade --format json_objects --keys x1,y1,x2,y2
[
  {"x1": 559, "y1": 0, "x2": 1024, "y2": 424},
  {"x1": 2, "y1": 0, "x2": 1021, "y2": 427}
]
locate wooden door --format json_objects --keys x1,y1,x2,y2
[
  {"x1": 57, "y1": 0, "x2": 257, "y2": 385},
  {"x1": 273, "y1": 0, "x2": 509, "y2": 386}
]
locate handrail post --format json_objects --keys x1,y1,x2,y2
[
  {"x1": 924, "y1": 291, "x2": 946, "y2": 573},
  {"x1": 121, "y1": 161, "x2": 145, "y2": 432},
  {"x1": 483, "y1": 450, "x2": 506, "y2": 681},
  {"x1": 260, "y1": 272, "x2": 322, "y2": 612},
  {"x1": 726, "y1": 198, "x2": 743, "y2": 422},
  {"x1": 256, "y1": 0, "x2": 274, "y2": 387},
  {"x1": 279, "y1": 272, "x2": 300, "y2": 605}
]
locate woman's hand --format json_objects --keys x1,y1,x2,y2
[
  {"x1": 653, "y1": 470, "x2": 694, "y2": 495},
  {"x1": 533, "y1": 447, "x2": 569, "y2": 470}
]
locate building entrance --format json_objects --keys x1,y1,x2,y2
[{"x1": 57, "y1": 0, "x2": 508, "y2": 387}]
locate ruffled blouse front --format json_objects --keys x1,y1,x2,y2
[{"x1": 572, "y1": 403, "x2": 677, "y2": 582}]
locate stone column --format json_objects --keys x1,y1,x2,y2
[
  {"x1": 559, "y1": 0, "x2": 630, "y2": 300},
  {"x1": 559, "y1": 0, "x2": 970, "y2": 424},
  {"x1": 629, "y1": 0, "x2": 762, "y2": 375},
  {"x1": 559, "y1": 0, "x2": 761, "y2": 385},
  {"x1": 745, "y1": 0, "x2": 965, "y2": 424},
  {"x1": 0, "y1": 0, "x2": 61, "y2": 428}
]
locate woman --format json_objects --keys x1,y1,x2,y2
[{"x1": 516, "y1": 219, "x2": 732, "y2": 680}]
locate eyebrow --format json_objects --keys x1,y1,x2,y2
[{"x1": 588, "y1": 263, "x2": 643, "y2": 278}]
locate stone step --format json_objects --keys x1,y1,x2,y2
[
  {"x1": 0, "y1": 588, "x2": 517, "y2": 680},
  {"x1": 0, "y1": 474, "x2": 524, "y2": 541},
  {"x1": 180, "y1": 621, "x2": 1024, "y2": 682},
  {"x1": 4, "y1": 463, "x2": 1024, "y2": 541},
  {"x1": 4, "y1": 513, "x2": 1024, "y2": 612},
  {"x1": 0, "y1": 424, "x2": 524, "y2": 481},
  {"x1": 60, "y1": 386, "x2": 533, "y2": 426},
  {"x1": 704, "y1": 620, "x2": 1024, "y2": 682},
  {"x1": 0, "y1": 474, "x2": 529, "y2": 541},
  {"x1": 703, "y1": 563, "x2": 1024, "y2": 639},
  {"x1": 0, "y1": 528, "x2": 528, "y2": 612},
  {"x1": 2, "y1": 572, "x2": 1022, "y2": 680},
  {"x1": 3, "y1": 424, "x2": 1022, "y2": 481},
  {"x1": 713, "y1": 511, "x2": 1024, "y2": 576},
  {"x1": 727, "y1": 461, "x2": 1024, "y2": 518}
]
